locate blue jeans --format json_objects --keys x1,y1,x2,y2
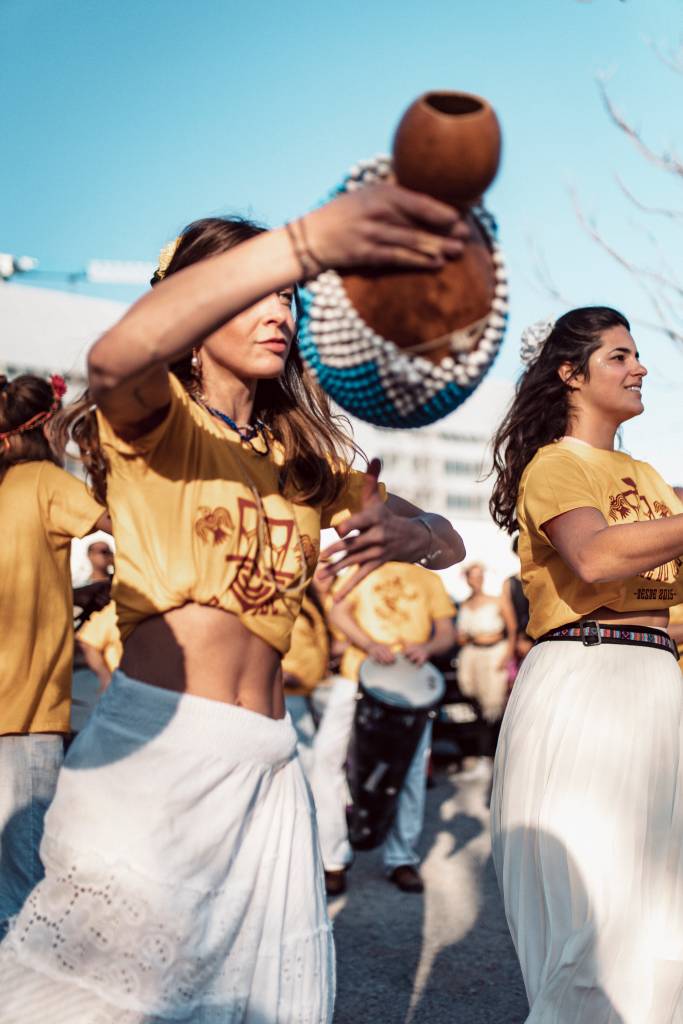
[{"x1": 0, "y1": 734, "x2": 63, "y2": 937}]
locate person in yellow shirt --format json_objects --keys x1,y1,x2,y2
[
  {"x1": 489, "y1": 307, "x2": 683, "y2": 1021},
  {"x1": 312, "y1": 562, "x2": 456, "y2": 895},
  {"x1": 281, "y1": 586, "x2": 330, "y2": 771},
  {"x1": 0, "y1": 373, "x2": 106, "y2": 939},
  {"x1": 0, "y1": 191, "x2": 468, "y2": 1022},
  {"x1": 72, "y1": 601, "x2": 123, "y2": 733}
]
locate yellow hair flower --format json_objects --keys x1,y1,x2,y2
[{"x1": 156, "y1": 236, "x2": 182, "y2": 279}]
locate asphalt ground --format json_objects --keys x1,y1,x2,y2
[{"x1": 329, "y1": 768, "x2": 529, "y2": 1024}]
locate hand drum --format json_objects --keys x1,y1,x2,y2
[{"x1": 298, "y1": 91, "x2": 508, "y2": 429}]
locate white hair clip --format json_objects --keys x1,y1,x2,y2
[{"x1": 520, "y1": 318, "x2": 555, "y2": 366}]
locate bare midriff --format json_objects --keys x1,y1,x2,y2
[
  {"x1": 120, "y1": 603, "x2": 285, "y2": 720},
  {"x1": 584, "y1": 606, "x2": 670, "y2": 631}
]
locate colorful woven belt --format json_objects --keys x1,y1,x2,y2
[{"x1": 535, "y1": 619, "x2": 678, "y2": 659}]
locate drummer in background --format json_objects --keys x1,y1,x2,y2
[
  {"x1": 312, "y1": 562, "x2": 456, "y2": 895},
  {"x1": 281, "y1": 583, "x2": 330, "y2": 773}
]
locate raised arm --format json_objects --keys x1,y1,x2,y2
[
  {"x1": 88, "y1": 186, "x2": 468, "y2": 435},
  {"x1": 544, "y1": 506, "x2": 683, "y2": 584},
  {"x1": 320, "y1": 459, "x2": 466, "y2": 600},
  {"x1": 327, "y1": 599, "x2": 396, "y2": 665},
  {"x1": 403, "y1": 616, "x2": 457, "y2": 667}
]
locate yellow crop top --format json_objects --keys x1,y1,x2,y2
[
  {"x1": 96, "y1": 373, "x2": 382, "y2": 654},
  {"x1": 518, "y1": 438, "x2": 683, "y2": 638}
]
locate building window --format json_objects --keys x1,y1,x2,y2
[
  {"x1": 446, "y1": 493, "x2": 486, "y2": 513},
  {"x1": 444, "y1": 460, "x2": 483, "y2": 477}
]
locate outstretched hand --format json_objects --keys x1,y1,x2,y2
[
  {"x1": 319, "y1": 458, "x2": 427, "y2": 601},
  {"x1": 302, "y1": 183, "x2": 470, "y2": 273}
]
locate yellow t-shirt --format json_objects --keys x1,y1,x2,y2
[
  {"x1": 518, "y1": 438, "x2": 683, "y2": 639},
  {"x1": 339, "y1": 562, "x2": 456, "y2": 682},
  {"x1": 0, "y1": 461, "x2": 103, "y2": 734},
  {"x1": 77, "y1": 601, "x2": 123, "y2": 672},
  {"x1": 97, "y1": 374, "x2": 380, "y2": 655},
  {"x1": 281, "y1": 595, "x2": 330, "y2": 695}
]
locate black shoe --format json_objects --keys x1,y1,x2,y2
[
  {"x1": 324, "y1": 869, "x2": 347, "y2": 897},
  {"x1": 388, "y1": 865, "x2": 424, "y2": 893}
]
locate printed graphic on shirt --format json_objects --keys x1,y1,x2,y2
[
  {"x1": 608, "y1": 476, "x2": 681, "y2": 586},
  {"x1": 194, "y1": 506, "x2": 234, "y2": 545},
  {"x1": 371, "y1": 572, "x2": 420, "y2": 624},
  {"x1": 221, "y1": 497, "x2": 303, "y2": 613}
]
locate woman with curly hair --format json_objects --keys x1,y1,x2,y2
[
  {"x1": 490, "y1": 306, "x2": 683, "y2": 1022},
  {"x1": 0, "y1": 185, "x2": 467, "y2": 1023}
]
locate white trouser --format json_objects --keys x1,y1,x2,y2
[{"x1": 310, "y1": 675, "x2": 431, "y2": 872}]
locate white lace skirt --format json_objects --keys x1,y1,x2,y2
[
  {"x1": 0, "y1": 671, "x2": 334, "y2": 1024},
  {"x1": 491, "y1": 640, "x2": 683, "y2": 1023}
]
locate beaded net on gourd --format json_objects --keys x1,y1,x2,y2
[{"x1": 298, "y1": 156, "x2": 509, "y2": 429}]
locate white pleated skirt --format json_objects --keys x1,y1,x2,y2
[
  {"x1": 491, "y1": 640, "x2": 683, "y2": 1023},
  {"x1": 0, "y1": 671, "x2": 334, "y2": 1024}
]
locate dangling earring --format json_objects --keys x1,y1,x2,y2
[{"x1": 191, "y1": 347, "x2": 203, "y2": 395}]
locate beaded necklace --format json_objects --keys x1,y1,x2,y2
[{"x1": 196, "y1": 397, "x2": 270, "y2": 455}]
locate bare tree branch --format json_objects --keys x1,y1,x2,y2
[
  {"x1": 615, "y1": 173, "x2": 683, "y2": 221},
  {"x1": 598, "y1": 79, "x2": 683, "y2": 178},
  {"x1": 570, "y1": 188, "x2": 683, "y2": 344},
  {"x1": 647, "y1": 37, "x2": 683, "y2": 76}
]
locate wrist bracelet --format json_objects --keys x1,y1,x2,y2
[
  {"x1": 284, "y1": 219, "x2": 323, "y2": 283},
  {"x1": 416, "y1": 515, "x2": 443, "y2": 568}
]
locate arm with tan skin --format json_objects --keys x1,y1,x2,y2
[
  {"x1": 668, "y1": 622, "x2": 683, "y2": 645},
  {"x1": 544, "y1": 506, "x2": 683, "y2": 584},
  {"x1": 77, "y1": 640, "x2": 112, "y2": 692},
  {"x1": 327, "y1": 599, "x2": 396, "y2": 665},
  {"x1": 319, "y1": 460, "x2": 466, "y2": 601},
  {"x1": 87, "y1": 186, "x2": 468, "y2": 435},
  {"x1": 403, "y1": 616, "x2": 458, "y2": 667}
]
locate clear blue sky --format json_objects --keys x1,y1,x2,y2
[{"x1": 2, "y1": 0, "x2": 681, "y2": 468}]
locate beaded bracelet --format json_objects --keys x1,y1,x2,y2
[{"x1": 284, "y1": 219, "x2": 323, "y2": 283}]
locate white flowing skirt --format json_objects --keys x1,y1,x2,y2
[
  {"x1": 491, "y1": 640, "x2": 683, "y2": 1023},
  {"x1": 0, "y1": 672, "x2": 334, "y2": 1024}
]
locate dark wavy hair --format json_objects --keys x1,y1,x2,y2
[
  {"x1": 0, "y1": 373, "x2": 61, "y2": 480},
  {"x1": 55, "y1": 216, "x2": 364, "y2": 507},
  {"x1": 489, "y1": 306, "x2": 630, "y2": 534}
]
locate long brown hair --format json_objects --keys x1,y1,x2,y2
[
  {"x1": 55, "y1": 216, "x2": 363, "y2": 506},
  {"x1": 0, "y1": 373, "x2": 62, "y2": 480},
  {"x1": 489, "y1": 306, "x2": 630, "y2": 534}
]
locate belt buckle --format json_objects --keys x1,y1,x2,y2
[{"x1": 581, "y1": 619, "x2": 602, "y2": 647}]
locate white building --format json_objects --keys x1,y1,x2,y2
[{"x1": 348, "y1": 378, "x2": 518, "y2": 600}]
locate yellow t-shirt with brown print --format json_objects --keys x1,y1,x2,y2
[
  {"x1": 518, "y1": 438, "x2": 683, "y2": 639},
  {"x1": 339, "y1": 562, "x2": 456, "y2": 683},
  {"x1": 96, "y1": 373, "x2": 382, "y2": 655},
  {"x1": 281, "y1": 594, "x2": 329, "y2": 695}
]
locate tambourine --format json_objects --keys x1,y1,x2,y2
[{"x1": 298, "y1": 92, "x2": 509, "y2": 429}]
